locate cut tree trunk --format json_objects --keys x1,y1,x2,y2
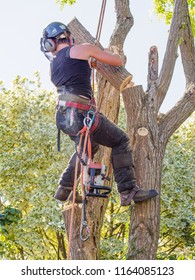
[{"x1": 122, "y1": 85, "x2": 162, "y2": 259}]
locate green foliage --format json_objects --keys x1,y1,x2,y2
[
  {"x1": 101, "y1": 186, "x2": 130, "y2": 260},
  {"x1": 153, "y1": 0, "x2": 195, "y2": 36},
  {"x1": 0, "y1": 207, "x2": 22, "y2": 234},
  {"x1": 56, "y1": 0, "x2": 76, "y2": 10},
  {"x1": 157, "y1": 113, "x2": 195, "y2": 260},
  {"x1": 0, "y1": 74, "x2": 74, "y2": 259}
]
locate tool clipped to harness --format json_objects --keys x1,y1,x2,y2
[{"x1": 83, "y1": 162, "x2": 111, "y2": 198}]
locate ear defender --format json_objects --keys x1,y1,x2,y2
[
  {"x1": 44, "y1": 38, "x2": 56, "y2": 52},
  {"x1": 69, "y1": 35, "x2": 75, "y2": 46}
]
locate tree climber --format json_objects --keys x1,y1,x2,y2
[{"x1": 40, "y1": 22, "x2": 158, "y2": 206}]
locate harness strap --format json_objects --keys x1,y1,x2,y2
[{"x1": 57, "y1": 100, "x2": 92, "y2": 111}]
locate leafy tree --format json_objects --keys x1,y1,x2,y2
[
  {"x1": 0, "y1": 74, "x2": 74, "y2": 259},
  {"x1": 158, "y1": 113, "x2": 195, "y2": 259},
  {"x1": 153, "y1": 0, "x2": 195, "y2": 35}
]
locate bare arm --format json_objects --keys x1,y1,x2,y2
[{"x1": 70, "y1": 44, "x2": 124, "y2": 66}]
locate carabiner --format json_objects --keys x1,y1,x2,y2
[
  {"x1": 83, "y1": 116, "x2": 93, "y2": 129},
  {"x1": 80, "y1": 221, "x2": 90, "y2": 241},
  {"x1": 83, "y1": 110, "x2": 96, "y2": 129}
]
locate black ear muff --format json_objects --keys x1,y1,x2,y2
[{"x1": 44, "y1": 38, "x2": 56, "y2": 52}]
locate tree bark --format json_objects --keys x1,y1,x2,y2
[
  {"x1": 62, "y1": 202, "x2": 106, "y2": 259},
  {"x1": 122, "y1": 85, "x2": 161, "y2": 259}
]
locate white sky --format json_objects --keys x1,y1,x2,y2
[{"x1": 0, "y1": 0, "x2": 185, "y2": 112}]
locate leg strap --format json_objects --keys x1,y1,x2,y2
[{"x1": 125, "y1": 186, "x2": 140, "y2": 202}]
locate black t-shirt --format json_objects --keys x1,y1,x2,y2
[{"x1": 50, "y1": 46, "x2": 93, "y2": 99}]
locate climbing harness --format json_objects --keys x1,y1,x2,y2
[{"x1": 56, "y1": 95, "x2": 98, "y2": 152}]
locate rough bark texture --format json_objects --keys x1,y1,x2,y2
[
  {"x1": 62, "y1": 0, "x2": 195, "y2": 260},
  {"x1": 62, "y1": 201, "x2": 106, "y2": 259},
  {"x1": 122, "y1": 85, "x2": 162, "y2": 259}
]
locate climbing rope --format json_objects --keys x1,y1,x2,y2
[
  {"x1": 91, "y1": 0, "x2": 107, "y2": 98},
  {"x1": 95, "y1": 0, "x2": 107, "y2": 46}
]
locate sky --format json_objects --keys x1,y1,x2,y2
[{"x1": 0, "y1": 0, "x2": 185, "y2": 112}]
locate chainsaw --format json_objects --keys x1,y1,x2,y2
[{"x1": 83, "y1": 162, "x2": 111, "y2": 198}]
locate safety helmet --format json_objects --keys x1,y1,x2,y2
[
  {"x1": 40, "y1": 22, "x2": 72, "y2": 59},
  {"x1": 43, "y1": 22, "x2": 71, "y2": 39}
]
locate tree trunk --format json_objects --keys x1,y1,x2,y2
[
  {"x1": 122, "y1": 85, "x2": 162, "y2": 259},
  {"x1": 124, "y1": 0, "x2": 195, "y2": 259},
  {"x1": 62, "y1": 201, "x2": 107, "y2": 259}
]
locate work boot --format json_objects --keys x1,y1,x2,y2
[
  {"x1": 120, "y1": 186, "x2": 158, "y2": 206},
  {"x1": 54, "y1": 185, "x2": 73, "y2": 202}
]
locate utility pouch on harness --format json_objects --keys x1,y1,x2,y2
[
  {"x1": 56, "y1": 92, "x2": 99, "y2": 151},
  {"x1": 83, "y1": 162, "x2": 111, "y2": 198}
]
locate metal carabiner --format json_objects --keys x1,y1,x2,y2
[
  {"x1": 80, "y1": 198, "x2": 90, "y2": 241},
  {"x1": 83, "y1": 110, "x2": 96, "y2": 129},
  {"x1": 83, "y1": 116, "x2": 93, "y2": 129},
  {"x1": 80, "y1": 220, "x2": 90, "y2": 242}
]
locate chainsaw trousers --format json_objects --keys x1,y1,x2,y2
[{"x1": 56, "y1": 108, "x2": 136, "y2": 193}]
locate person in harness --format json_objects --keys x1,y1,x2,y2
[{"x1": 40, "y1": 22, "x2": 158, "y2": 206}]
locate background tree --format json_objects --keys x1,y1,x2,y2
[
  {"x1": 0, "y1": 75, "x2": 73, "y2": 259},
  {"x1": 60, "y1": 0, "x2": 195, "y2": 260},
  {"x1": 158, "y1": 113, "x2": 195, "y2": 260}
]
